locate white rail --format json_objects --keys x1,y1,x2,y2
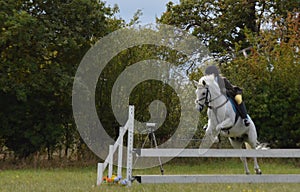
[
  {"x1": 135, "y1": 174, "x2": 300, "y2": 183},
  {"x1": 135, "y1": 148, "x2": 300, "y2": 158}
]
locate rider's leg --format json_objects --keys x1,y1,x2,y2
[
  {"x1": 235, "y1": 94, "x2": 250, "y2": 126},
  {"x1": 239, "y1": 102, "x2": 250, "y2": 126}
]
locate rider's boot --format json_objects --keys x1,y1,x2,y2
[{"x1": 238, "y1": 102, "x2": 250, "y2": 127}]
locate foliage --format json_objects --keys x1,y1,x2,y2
[
  {"x1": 160, "y1": 1, "x2": 299, "y2": 147},
  {"x1": 158, "y1": 0, "x2": 258, "y2": 57},
  {"x1": 0, "y1": 0, "x2": 299, "y2": 161},
  {"x1": 222, "y1": 12, "x2": 300, "y2": 147},
  {"x1": 158, "y1": 0, "x2": 299, "y2": 59},
  {"x1": 0, "y1": 0, "x2": 123, "y2": 158},
  {"x1": 96, "y1": 41, "x2": 186, "y2": 145}
]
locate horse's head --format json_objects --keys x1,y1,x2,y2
[{"x1": 193, "y1": 75, "x2": 219, "y2": 112}]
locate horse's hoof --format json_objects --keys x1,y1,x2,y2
[
  {"x1": 255, "y1": 169, "x2": 262, "y2": 175},
  {"x1": 246, "y1": 172, "x2": 250, "y2": 175}
]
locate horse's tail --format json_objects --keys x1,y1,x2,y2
[
  {"x1": 255, "y1": 142, "x2": 270, "y2": 150},
  {"x1": 245, "y1": 141, "x2": 270, "y2": 150},
  {"x1": 245, "y1": 142, "x2": 252, "y2": 149}
]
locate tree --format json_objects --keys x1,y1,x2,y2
[
  {"x1": 159, "y1": 0, "x2": 299, "y2": 148},
  {"x1": 0, "y1": 0, "x2": 123, "y2": 158},
  {"x1": 221, "y1": 12, "x2": 300, "y2": 147},
  {"x1": 158, "y1": 0, "x2": 258, "y2": 58},
  {"x1": 158, "y1": 0, "x2": 299, "y2": 59}
]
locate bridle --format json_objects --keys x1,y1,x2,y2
[
  {"x1": 196, "y1": 87, "x2": 210, "y2": 109},
  {"x1": 196, "y1": 85, "x2": 229, "y2": 125},
  {"x1": 196, "y1": 86, "x2": 227, "y2": 111}
]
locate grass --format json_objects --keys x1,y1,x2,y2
[{"x1": 0, "y1": 159, "x2": 299, "y2": 192}]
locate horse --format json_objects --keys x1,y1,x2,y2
[{"x1": 194, "y1": 74, "x2": 262, "y2": 175}]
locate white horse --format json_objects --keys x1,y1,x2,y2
[{"x1": 194, "y1": 74, "x2": 262, "y2": 175}]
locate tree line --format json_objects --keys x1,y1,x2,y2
[{"x1": 0, "y1": 0, "x2": 299, "y2": 161}]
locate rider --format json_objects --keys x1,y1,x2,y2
[{"x1": 205, "y1": 65, "x2": 250, "y2": 127}]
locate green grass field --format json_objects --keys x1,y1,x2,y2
[{"x1": 0, "y1": 159, "x2": 299, "y2": 192}]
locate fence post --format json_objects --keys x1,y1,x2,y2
[
  {"x1": 117, "y1": 126, "x2": 123, "y2": 177},
  {"x1": 126, "y1": 106, "x2": 134, "y2": 186},
  {"x1": 108, "y1": 145, "x2": 114, "y2": 178},
  {"x1": 97, "y1": 163, "x2": 103, "y2": 185}
]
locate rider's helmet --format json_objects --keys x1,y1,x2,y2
[{"x1": 205, "y1": 65, "x2": 220, "y2": 77}]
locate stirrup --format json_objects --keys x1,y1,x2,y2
[{"x1": 243, "y1": 119, "x2": 250, "y2": 126}]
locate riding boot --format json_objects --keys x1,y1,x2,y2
[{"x1": 238, "y1": 102, "x2": 250, "y2": 126}]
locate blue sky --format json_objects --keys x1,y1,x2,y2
[{"x1": 104, "y1": 0, "x2": 180, "y2": 24}]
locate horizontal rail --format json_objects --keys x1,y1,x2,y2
[
  {"x1": 134, "y1": 149, "x2": 300, "y2": 158},
  {"x1": 134, "y1": 174, "x2": 300, "y2": 183}
]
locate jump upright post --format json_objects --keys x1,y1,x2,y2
[{"x1": 96, "y1": 105, "x2": 135, "y2": 186}]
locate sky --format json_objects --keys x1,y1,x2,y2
[{"x1": 104, "y1": 0, "x2": 180, "y2": 24}]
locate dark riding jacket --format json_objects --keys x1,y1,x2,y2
[{"x1": 216, "y1": 76, "x2": 243, "y2": 99}]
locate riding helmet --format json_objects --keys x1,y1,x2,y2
[{"x1": 205, "y1": 65, "x2": 220, "y2": 76}]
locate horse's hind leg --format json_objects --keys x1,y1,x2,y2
[{"x1": 229, "y1": 138, "x2": 250, "y2": 175}]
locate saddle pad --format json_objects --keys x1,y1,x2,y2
[
  {"x1": 228, "y1": 97, "x2": 237, "y2": 113},
  {"x1": 228, "y1": 97, "x2": 239, "y2": 124}
]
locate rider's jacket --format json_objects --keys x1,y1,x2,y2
[{"x1": 216, "y1": 76, "x2": 243, "y2": 99}]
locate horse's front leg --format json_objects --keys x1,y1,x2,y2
[
  {"x1": 199, "y1": 121, "x2": 219, "y2": 148},
  {"x1": 215, "y1": 117, "x2": 234, "y2": 133},
  {"x1": 229, "y1": 138, "x2": 251, "y2": 175},
  {"x1": 253, "y1": 158, "x2": 262, "y2": 174}
]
